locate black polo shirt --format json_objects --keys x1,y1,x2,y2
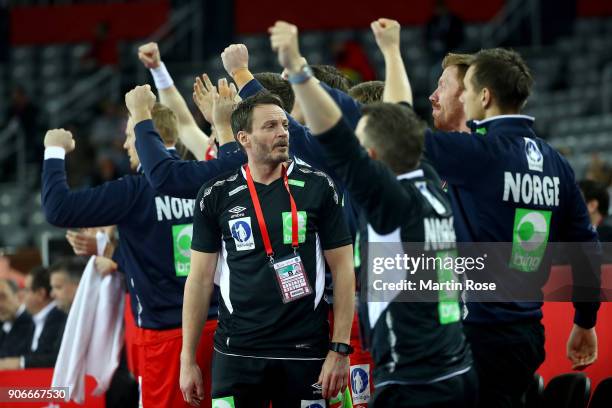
[{"x1": 192, "y1": 160, "x2": 352, "y2": 359}]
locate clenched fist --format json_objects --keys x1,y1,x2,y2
[
  {"x1": 138, "y1": 42, "x2": 161, "y2": 69},
  {"x1": 221, "y1": 44, "x2": 249, "y2": 77},
  {"x1": 371, "y1": 18, "x2": 401, "y2": 55},
  {"x1": 44, "y1": 129, "x2": 75, "y2": 153},
  {"x1": 125, "y1": 84, "x2": 156, "y2": 122},
  {"x1": 269, "y1": 21, "x2": 303, "y2": 73}
]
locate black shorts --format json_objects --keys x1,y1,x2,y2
[{"x1": 211, "y1": 350, "x2": 327, "y2": 408}]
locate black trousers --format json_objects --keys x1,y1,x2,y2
[
  {"x1": 464, "y1": 321, "x2": 546, "y2": 408},
  {"x1": 211, "y1": 350, "x2": 326, "y2": 408},
  {"x1": 371, "y1": 368, "x2": 479, "y2": 408},
  {"x1": 105, "y1": 349, "x2": 139, "y2": 408}
]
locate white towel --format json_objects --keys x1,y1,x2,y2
[{"x1": 52, "y1": 232, "x2": 125, "y2": 403}]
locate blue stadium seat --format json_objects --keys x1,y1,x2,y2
[
  {"x1": 41, "y1": 63, "x2": 63, "y2": 78},
  {"x1": 71, "y1": 43, "x2": 91, "y2": 59},
  {"x1": 0, "y1": 185, "x2": 25, "y2": 209},
  {"x1": 399, "y1": 27, "x2": 423, "y2": 46},
  {"x1": 11, "y1": 46, "x2": 35, "y2": 63},
  {"x1": 11, "y1": 63, "x2": 35, "y2": 81},
  {"x1": 236, "y1": 35, "x2": 268, "y2": 52},
  {"x1": 301, "y1": 31, "x2": 326, "y2": 50},
  {"x1": 41, "y1": 44, "x2": 66, "y2": 61}
]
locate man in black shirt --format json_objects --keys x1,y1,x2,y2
[
  {"x1": 180, "y1": 80, "x2": 355, "y2": 407},
  {"x1": 269, "y1": 19, "x2": 475, "y2": 408}
]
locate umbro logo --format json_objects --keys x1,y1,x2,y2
[
  {"x1": 311, "y1": 383, "x2": 322, "y2": 394},
  {"x1": 229, "y1": 206, "x2": 246, "y2": 214}
]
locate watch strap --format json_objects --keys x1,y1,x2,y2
[
  {"x1": 329, "y1": 342, "x2": 354, "y2": 355},
  {"x1": 287, "y1": 65, "x2": 313, "y2": 85}
]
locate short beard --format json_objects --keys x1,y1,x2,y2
[
  {"x1": 435, "y1": 111, "x2": 463, "y2": 132},
  {"x1": 265, "y1": 150, "x2": 289, "y2": 166}
]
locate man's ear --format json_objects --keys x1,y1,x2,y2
[
  {"x1": 481, "y1": 87, "x2": 492, "y2": 110},
  {"x1": 236, "y1": 130, "x2": 249, "y2": 149}
]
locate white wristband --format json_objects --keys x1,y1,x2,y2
[
  {"x1": 44, "y1": 146, "x2": 66, "y2": 160},
  {"x1": 150, "y1": 62, "x2": 174, "y2": 90}
]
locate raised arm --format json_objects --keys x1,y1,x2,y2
[
  {"x1": 138, "y1": 42, "x2": 208, "y2": 160},
  {"x1": 127, "y1": 84, "x2": 246, "y2": 198},
  {"x1": 270, "y1": 21, "x2": 416, "y2": 234},
  {"x1": 41, "y1": 129, "x2": 138, "y2": 227},
  {"x1": 220, "y1": 42, "x2": 317, "y2": 139},
  {"x1": 270, "y1": 21, "x2": 342, "y2": 134},
  {"x1": 221, "y1": 44, "x2": 254, "y2": 90},
  {"x1": 194, "y1": 76, "x2": 238, "y2": 148},
  {"x1": 371, "y1": 18, "x2": 413, "y2": 105}
]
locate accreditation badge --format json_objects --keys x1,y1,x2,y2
[{"x1": 271, "y1": 251, "x2": 313, "y2": 303}]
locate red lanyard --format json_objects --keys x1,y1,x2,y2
[{"x1": 244, "y1": 163, "x2": 299, "y2": 260}]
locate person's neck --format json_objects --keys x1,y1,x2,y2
[
  {"x1": 457, "y1": 116, "x2": 470, "y2": 132},
  {"x1": 30, "y1": 300, "x2": 52, "y2": 317},
  {"x1": 483, "y1": 106, "x2": 518, "y2": 120},
  {"x1": 10, "y1": 304, "x2": 25, "y2": 322},
  {"x1": 592, "y1": 212, "x2": 603, "y2": 227},
  {"x1": 248, "y1": 160, "x2": 285, "y2": 185}
]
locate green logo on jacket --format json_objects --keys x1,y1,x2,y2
[
  {"x1": 509, "y1": 208, "x2": 552, "y2": 272},
  {"x1": 172, "y1": 223, "x2": 193, "y2": 277}
]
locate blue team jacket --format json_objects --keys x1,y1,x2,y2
[
  {"x1": 42, "y1": 120, "x2": 237, "y2": 329},
  {"x1": 425, "y1": 115, "x2": 600, "y2": 328},
  {"x1": 134, "y1": 120, "x2": 247, "y2": 198}
]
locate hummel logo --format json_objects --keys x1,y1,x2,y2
[{"x1": 229, "y1": 206, "x2": 246, "y2": 214}]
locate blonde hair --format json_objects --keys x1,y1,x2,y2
[
  {"x1": 441, "y1": 53, "x2": 474, "y2": 84},
  {"x1": 151, "y1": 103, "x2": 179, "y2": 146}
]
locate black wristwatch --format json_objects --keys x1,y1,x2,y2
[{"x1": 329, "y1": 342, "x2": 354, "y2": 356}]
